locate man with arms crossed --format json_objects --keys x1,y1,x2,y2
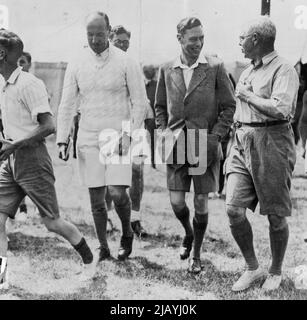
[
  {"x1": 0, "y1": 29, "x2": 93, "y2": 290},
  {"x1": 155, "y1": 17, "x2": 235, "y2": 273},
  {"x1": 226, "y1": 16, "x2": 299, "y2": 291},
  {"x1": 57, "y1": 12, "x2": 148, "y2": 261}
]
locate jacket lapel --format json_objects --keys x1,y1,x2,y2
[
  {"x1": 169, "y1": 67, "x2": 186, "y2": 96},
  {"x1": 185, "y1": 63, "x2": 209, "y2": 98}
]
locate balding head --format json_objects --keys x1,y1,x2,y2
[
  {"x1": 85, "y1": 11, "x2": 111, "y2": 54},
  {"x1": 244, "y1": 16, "x2": 276, "y2": 46},
  {"x1": 239, "y1": 16, "x2": 276, "y2": 60}
]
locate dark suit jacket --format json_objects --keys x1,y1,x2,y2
[{"x1": 155, "y1": 54, "x2": 236, "y2": 166}]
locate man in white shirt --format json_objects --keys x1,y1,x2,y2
[
  {"x1": 0, "y1": 29, "x2": 93, "y2": 290},
  {"x1": 57, "y1": 12, "x2": 148, "y2": 261}
]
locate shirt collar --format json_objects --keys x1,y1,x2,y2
[
  {"x1": 173, "y1": 54, "x2": 207, "y2": 69},
  {"x1": 7, "y1": 67, "x2": 23, "y2": 84},
  {"x1": 251, "y1": 50, "x2": 278, "y2": 68}
]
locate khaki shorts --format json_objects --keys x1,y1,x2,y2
[
  {"x1": 0, "y1": 142, "x2": 60, "y2": 219},
  {"x1": 226, "y1": 124, "x2": 296, "y2": 216}
]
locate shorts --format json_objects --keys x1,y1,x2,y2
[
  {"x1": 0, "y1": 141, "x2": 60, "y2": 219},
  {"x1": 77, "y1": 146, "x2": 132, "y2": 188},
  {"x1": 225, "y1": 123, "x2": 296, "y2": 216}
]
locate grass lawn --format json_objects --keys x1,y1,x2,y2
[{"x1": 1, "y1": 138, "x2": 307, "y2": 300}]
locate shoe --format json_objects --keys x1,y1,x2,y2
[
  {"x1": 131, "y1": 220, "x2": 148, "y2": 238},
  {"x1": 19, "y1": 203, "x2": 27, "y2": 214},
  {"x1": 0, "y1": 257, "x2": 9, "y2": 291},
  {"x1": 180, "y1": 235, "x2": 194, "y2": 260},
  {"x1": 232, "y1": 268, "x2": 265, "y2": 292},
  {"x1": 98, "y1": 246, "x2": 111, "y2": 262},
  {"x1": 118, "y1": 235, "x2": 133, "y2": 261},
  {"x1": 262, "y1": 274, "x2": 282, "y2": 292},
  {"x1": 188, "y1": 258, "x2": 202, "y2": 274}
]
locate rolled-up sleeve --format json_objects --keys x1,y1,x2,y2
[
  {"x1": 125, "y1": 57, "x2": 148, "y2": 132},
  {"x1": 21, "y1": 79, "x2": 52, "y2": 123},
  {"x1": 56, "y1": 62, "x2": 79, "y2": 144},
  {"x1": 270, "y1": 67, "x2": 299, "y2": 118}
]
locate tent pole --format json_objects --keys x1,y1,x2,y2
[{"x1": 261, "y1": 0, "x2": 271, "y2": 16}]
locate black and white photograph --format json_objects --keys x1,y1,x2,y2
[{"x1": 0, "y1": 0, "x2": 307, "y2": 303}]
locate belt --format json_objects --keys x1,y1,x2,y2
[{"x1": 235, "y1": 120, "x2": 289, "y2": 128}]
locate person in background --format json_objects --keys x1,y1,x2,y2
[
  {"x1": 226, "y1": 16, "x2": 299, "y2": 292},
  {"x1": 108, "y1": 25, "x2": 154, "y2": 237}
]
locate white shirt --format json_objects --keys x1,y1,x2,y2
[
  {"x1": 173, "y1": 54, "x2": 208, "y2": 89},
  {"x1": 0, "y1": 67, "x2": 52, "y2": 141},
  {"x1": 56, "y1": 45, "x2": 149, "y2": 149}
]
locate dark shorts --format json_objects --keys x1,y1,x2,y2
[
  {"x1": 226, "y1": 123, "x2": 296, "y2": 216},
  {"x1": 0, "y1": 141, "x2": 60, "y2": 219},
  {"x1": 167, "y1": 160, "x2": 220, "y2": 194}
]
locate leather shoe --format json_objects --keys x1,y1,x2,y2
[
  {"x1": 188, "y1": 258, "x2": 202, "y2": 274},
  {"x1": 131, "y1": 220, "x2": 148, "y2": 238},
  {"x1": 118, "y1": 235, "x2": 133, "y2": 260},
  {"x1": 98, "y1": 246, "x2": 111, "y2": 262},
  {"x1": 232, "y1": 268, "x2": 265, "y2": 292},
  {"x1": 180, "y1": 235, "x2": 194, "y2": 260}
]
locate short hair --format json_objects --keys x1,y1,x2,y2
[
  {"x1": 21, "y1": 51, "x2": 32, "y2": 63},
  {"x1": 246, "y1": 16, "x2": 276, "y2": 45},
  {"x1": 85, "y1": 11, "x2": 110, "y2": 29},
  {"x1": 109, "y1": 25, "x2": 131, "y2": 40},
  {"x1": 0, "y1": 28, "x2": 24, "y2": 55},
  {"x1": 177, "y1": 17, "x2": 202, "y2": 36}
]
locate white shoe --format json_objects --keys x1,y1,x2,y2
[
  {"x1": 262, "y1": 274, "x2": 282, "y2": 292},
  {"x1": 232, "y1": 268, "x2": 265, "y2": 292},
  {"x1": 76, "y1": 252, "x2": 99, "y2": 282}
]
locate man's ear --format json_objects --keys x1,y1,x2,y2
[
  {"x1": 0, "y1": 48, "x2": 6, "y2": 61},
  {"x1": 177, "y1": 33, "x2": 182, "y2": 43},
  {"x1": 252, "y1": 32, "x2": 259, "y2": 46}
]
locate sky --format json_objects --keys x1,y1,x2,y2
[{"x1": 0, "y1": 0, "x2": 307, "y2": 64}]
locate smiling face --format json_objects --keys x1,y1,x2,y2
[
  {"x1": 86, "y1": 16, "x2": 110, "y2": 55},
  {"x1": 178, "y1": 25, "x2": 204, "y2": 61}
]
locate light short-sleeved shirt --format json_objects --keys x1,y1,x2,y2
[
  {"x1": 0, "y1": 67, "x2": 52, "y2": 141},
  {"x1": 235, "y1": 51, "x2": 299, "y2": 122}
]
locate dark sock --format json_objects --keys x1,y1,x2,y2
[
  {"x1": 174, "y1": 206, "x2": 193, "y2": 236},
  {"x1": 269, "y1": 224, "x2": 289, "y2": 275},
  {"x1": 230, "y1": 219, "x2": 258, "y2": 271},
  {"x1": 73, "y1": 237, "x2": 93, "y2": 264},
  {"x1": 115, "y1": 198, "x2": 133, "y2": 237},
  {"x1": 92, "y1": 206, "x2": 109, "y2": 249},
  {"x1": 192, "y1": 213, "x2": 208, "y2": 259}
]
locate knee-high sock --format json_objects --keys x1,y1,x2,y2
[
  {"x1": 92, "y1": 207, "x2": 108, "y2": 248},
  {"x1": 173, "y1": 206, "x2": 193, "y2": 236},
  {"x1": 193, "y1": 213, "x2": 208, "y2": 259},
  {"x1": 269, "y1": 224, "x2": 289, "y2": 275},
  {"x1": 114, "y1": 196, "x2": 133, "y2": 237},
  {"x1": 230, "y1": 219, "x2": 258, "y2": 271}
]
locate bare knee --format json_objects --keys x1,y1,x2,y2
[
  {"x1": 43, "y1": 217, "x2": 61, "y2": 233},
  {"x1": 226, "y1": 205, "x2": 246, "y2": 225},
  {"x1": 169, "y1": 192, "x2": 186, "y2": 212},
  {"x1": 194, "y1": 194, "x2": 208, "y2": 213},
  {"x1": 268, "y1": 215, "x2": 287, "y2": 231}
]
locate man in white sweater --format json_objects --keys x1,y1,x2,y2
[{"x1": 56, "y1": 11, "x2": 148, "y2": 261}]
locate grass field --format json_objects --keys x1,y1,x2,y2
[{"x1": 1, "y1": 138, "x2": 307, "y2": 300}]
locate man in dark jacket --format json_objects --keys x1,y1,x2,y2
[{"x1": 155, "y1": 17, "x2": 235, "y2": 273}]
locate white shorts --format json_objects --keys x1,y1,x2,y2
[{"x1": 77, "y1": 146, "x2": 132, "y2": 188}]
